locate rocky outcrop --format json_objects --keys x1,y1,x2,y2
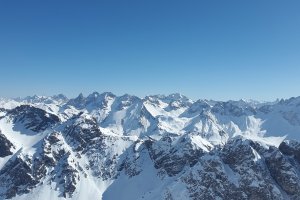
[
  {"x1": 7, "y1": 105, "x2": 60, "y2": 132},
  {"x1": 145, "y1": 134, "x2": 212, "y2": 176},
  {"x1": 0, "y1": 155, "x2": 38, "y2": 198},
  {"x1": 0, "y1": 130, "x2": 14, "y2": 157}
]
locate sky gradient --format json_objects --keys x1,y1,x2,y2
[{"x1": 0, "y1": 0, "x2": 300, "y2": 101}]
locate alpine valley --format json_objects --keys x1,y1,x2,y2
[{"x1": 1, "y1": 92, "x2": 300, "y2": 200}]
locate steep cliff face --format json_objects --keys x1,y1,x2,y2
[{"x1": 0, "y1": 94, "x2": 300, "y2": 200}]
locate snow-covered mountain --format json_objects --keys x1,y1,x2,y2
[{"x1": 1, "y1": 93, "x2": 300, "y2": 199}]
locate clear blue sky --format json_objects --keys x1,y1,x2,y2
[{"x1": 0, "y1": 0, "x2": 299, "y2": 100}]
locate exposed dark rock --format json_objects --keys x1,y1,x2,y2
[
  {"x1": 0, "y1": 130, "x2": 14, "y2": 157},
  {"x1": 7, "y1": 105, "x2": 60, "y2": 132},
  {"x1": 146, "y1": 135, "x2": 207, "y2": 176},
  {"x1": 0, "y1": 155, "x2": 38, "y2": 198},
  {"x1": 279, "y1": 140, "x2": 300, "y2": 163},
  {"x1": 265, "y1": 147, "x2": 300, "y2": 197}
]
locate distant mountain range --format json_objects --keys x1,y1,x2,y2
[{"x1": 1, "y1": 92, "x2": 300, "y2": 199}]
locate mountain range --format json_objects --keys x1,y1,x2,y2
[{"x1": 1, "y1": 92, "x2": 300, "y2": 199}]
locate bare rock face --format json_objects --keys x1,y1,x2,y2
[
  {"x1": 170, "y1": 138, "x2": 300, "y2": 200},
  {"x1": 0, "y1": 155, "x2": 38, "y2": 198},
  {"x1": 7, "y1": 105, "x2": 60, "y2": 132},
  {"x1": 279, "y1": 140, "x2": 300, "y2": 163},
  {"x1": 182, "y1": 154, "x2": 246, "y2": 200},
  {"x1": 265, "y1": 147, "x2": 300, "y2": 197},
  {"x1": 145, "y1": 135, "x2": 209, "y2": 176},
  {"x1": 0, "y1": 130, "x2": 14, "y2": 157},
  {"x1": 272, "y1": 140, "x2": 300, "y2": 198},
  {"x1": 221, "y1": 139, "x2": 283, "y2": 200}
]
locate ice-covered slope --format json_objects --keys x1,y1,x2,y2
[{"x1": 0, "y1": 93, "x2": 300, "y2": 199}]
